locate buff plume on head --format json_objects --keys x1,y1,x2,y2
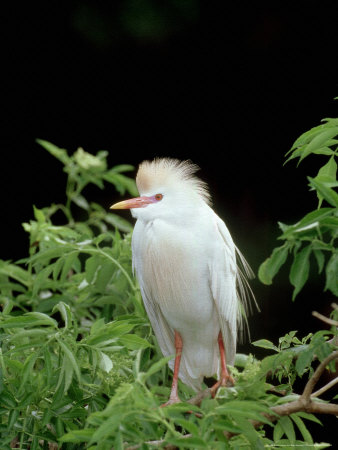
[{"x1": 136, "y1": 158, "x2": 211, "y2": 205}]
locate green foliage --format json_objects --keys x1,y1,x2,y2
[
  {"x1": 259, "y1": 117, "x2": 338, "y2": 299},
  {"x1": 0, "y1": 142, "x2": 154, "y2": 448},
  {"x1": 0, "y1": 140, "x2": 336, "y2": 448}
]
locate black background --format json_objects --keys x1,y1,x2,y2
[{"x1": 2, "y1": 1, "x2": 338, "y2": 441}]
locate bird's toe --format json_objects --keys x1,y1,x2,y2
[{"x1": 160, "y1": 396, "x2": 182, "y2": 408}]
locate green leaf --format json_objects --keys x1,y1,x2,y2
[
  {"x1": 142, "y1": 355, "x2": 173, "y2": 381},
  {"x1": 53, "y1": 302, "x2": 73, "y2": 329},
  {"x1": 29, "y1": 246, "x2": 74, "y2": 265},
  {"x1": 296, "y1": 411, "x2": 322, "y2": 425},
  {"x1": 26, "y1": 312, "x2": 58, "y2": 326},
  {"x1": 105, "y1": 213, "x2": 133, "y2": 232},
  {"x1": 18, "y1": 352, "x2": 39, "y2": 393},
  {"x1": 232, "y1": 415, "x2": 265, "y2": 448},
  {"x1": 295, "y1": 347, "x2": 313, "y2": 375},
  {"x1": 299, "y1": 127, "x2": 338, "y2": 162},
  {"x1": 289, "y1": 245, "x2": 311, "y2": 300},
  {"x1": 165, "y1": 436, "x2": 207, "y2": 448},
  {"x1": 74, "y1": 147, "x2": 106, "y2": 171},
  {"x1": 33, "y1": 205, "x2": 46, "y2": 224},
  {"x1": 0, "y1": 312, "x2": 57, "y2": 329},
  {"x1": 36, "y1": 139, "x2": 70, "y2": 165},
  {"x1": 95, "y1": 263, "x2": 115, "y2": 292},
  {"x1": 273, "y1": 422, "x2": 283, "y2": 442},
  {"x1": 32, "y1": 265, "x2": 54, "y2": 297},
  {"x1": 119, "y1": 334, "x2": 151, "y2": 350},
  {"x1": 90, "y1": 318, "x2": 105, "y2": 335},
  {"x1": 315, "y1": 156, "x2": 337, "y2": 183},
  {"x1": 72, "y1": 194, "x2": 90, "y2": 210},
  {"x1": 85, "y1": 255, "x2": 101, "y2": 284},
  {"x1": 313, "y1": 249, "x2": 325, "y2": 274},
  {"x1": 90, "y1": 414, "x2": 125, "y2": 444},
  {"x1": 289, "y1": 125, "x2": 322, "y2": 151},
  {"x1": 280, "y1": 208, "x2": 334, "y2": 238},
  {"x1": 7, "y1": 408, "x2": 19, "y2": 430},
  {"x1": 291, "y1": 414, "x2": 313, "y2": 444},
  {"x1": 251, "y1": 339, "x2": 278, "y2": 351},
  {"x1": 278, "y1": 416, "x2": 296, "y2": 444},
  {"x1": 43, "y1": 346, "x2": 52, "y2": 386},
  {"x1": 314, "y1": 157, "x2": 338, "y2": 204},
  {"x1": 52, "y1": 257, "x2": 64, "y2": 281},
  {"x1": 60, "y1": 428, "x2": 95, "y2": 443},
  {"x1": 86, "y1": 321, "x2": 134, "y2": 346},
  {"x1": 103, "y1": 171, "x2": 138, "y2": 196},
  {"x1": 325, "y1": 252, "x2": 338, "y2": 296},
  {"x1": 60, "y1": 252, "x2": 78, "y2": 282},
  {"x1": 63, "y1": 359, "x2": 74, "y2": 392},
  {"x1": 308, "y1": 177, "x2": 338, "y2": 207},
  {"x1": 312, "y1": 147, "x2": 336, "y2": 156},
  {"x1": 111, "y1": 164, "x2": 134, "y2": 173},
  {"x1": 98, "y1": 351, "x2": 113, "y2": 373},
  {"x1": 0, "y1": 261, "x2": 31, "y2": 286},
  {"x1": 172, "y1": 418, "x2": 200, "y2": 435},
  {"x1": 58, "y1": 340, "x2": 81, "y2": 384},
  {"x1": 1, "y1": 390, "x2": 17, "y2": 408},
  {"x1": 258, "y1": 245, "x2": 289, "y2": 285},
  {"x1": 216, "y1": 400, "x2": 274, "y2": 425},
  {"x1": 114, "y1": 430, "x2": 124, "y2": 450}
]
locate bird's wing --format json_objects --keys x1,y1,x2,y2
[
  {"x1": 138, "y1": 277, "x2": 175, "y2": 358},
  {"x1": 136, "y1": 268, "x2": 203, "y2": 390},
  {"x1": 131, "y1": 222, "x2": 175, "y2": 358},
  {"x1": 208, "y1": 212, "x2": 239, "y2": 366}
]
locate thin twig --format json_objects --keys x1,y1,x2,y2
[
  {"x1": 267, "y1": 386, "x2": 288, "y2": 396},
  {"x1": 311, "y1": 376, "x2": 338, "y2": 398},
  {"x1": 188, "y1": 388, "x2": 212, "y2": 406},
  {"x1": 312, "y1": 311, "x2": 338, "y2": 327},
  {"x1": 332, "y1": 303, "x2": 338, "y2": 311},
  {"x1": 302, "y1": 351, "x2": 338, "y2": 400},
  {"x1": 126, "y1": 434, "x2": 193, "y2": 450}
]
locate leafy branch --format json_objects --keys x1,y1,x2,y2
[
  {"x1": 258, "y1": 117, "x2": 338, "y2": 300},
  {"x1": 126, "y1": 326, "x2": 338, "y2": 449}
]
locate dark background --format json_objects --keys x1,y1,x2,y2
[{"x1": 2, "y1": 0, "x2": 338, "y2": 440}]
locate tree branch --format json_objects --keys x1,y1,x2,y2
[
  {"x1": 301, "y1": 351, "x2": 338, "y2": 400},
  {"x1": 312, "y1": 310, "x2": 338, "y2": 327}
]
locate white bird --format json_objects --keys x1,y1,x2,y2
[{"x1": 110, "y1": 158, "x2": 254, "y2": 405}]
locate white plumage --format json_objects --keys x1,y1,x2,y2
[{"x1": 111, "y1": 158, "x2": 254, "y2": 399}]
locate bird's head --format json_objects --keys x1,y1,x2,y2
[{"x1": 110, "y1": 158, "x2": 210, "y2": 222}]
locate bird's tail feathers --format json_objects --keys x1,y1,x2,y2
[{"x1": 235, "y1": 246, "x2": 259, "y2": 343}]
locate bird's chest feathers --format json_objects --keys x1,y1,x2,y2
[{"x1": 135, "y1": 219, "x2": 212, "y2": 319}]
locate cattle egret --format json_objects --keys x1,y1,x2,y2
[{"x1": 110, "y1": 158, "x2": 254, "y2": 406}]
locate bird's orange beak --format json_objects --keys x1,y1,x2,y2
[{"x1": 110, "y1": 196, "x2": 155, "y2": 209}]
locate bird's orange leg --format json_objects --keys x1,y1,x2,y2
[
  {"x1": 160, "y1": 330, "x2": 183, "y2": 407},
  {"x1": 210, "y1": 331, "x2": 235, "y2": 396}
]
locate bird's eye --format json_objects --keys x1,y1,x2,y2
[{"x1": 155, "y1": 194, "x2": 163, "y2": 201}]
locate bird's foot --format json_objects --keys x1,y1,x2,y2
[
  {"x1": 160, "y1": 395, "x2": 181, "y2": 408},
  {"x1": 210, "y1": 374, "x2": 235, "y2": 398}
]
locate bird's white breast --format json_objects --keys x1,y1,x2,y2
[{"x1": 132, "y1": 210, "x2": 216, "y2": 333}]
